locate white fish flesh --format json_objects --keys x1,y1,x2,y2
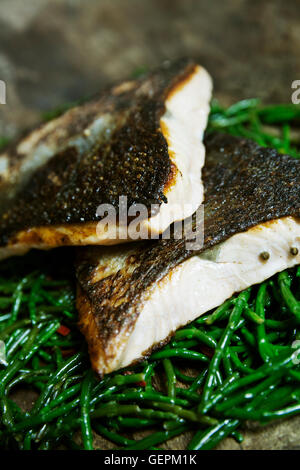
[{"x1": 75, "y1": 134, "x2": 300, "y2": 375}]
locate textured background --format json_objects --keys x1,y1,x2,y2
[
  {"x1": 0, "y1": 0, "x2": 299, "y2": 138},
  {"x1": 0, "y1": 0, "x2": 300, "y2": 449}
]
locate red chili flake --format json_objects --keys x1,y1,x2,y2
[
  {"x1": 57, "y1": 325, "x2": 71, "y2": 336},
  {"x1": 123, "y1": 371, "x2": 133, "y2": 376},
  {"x1": 135, "y1": 380, "x2": 146, "y2": 387}
]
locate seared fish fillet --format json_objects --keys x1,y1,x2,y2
[
  {"x1": 76, "y1": 134, "x2": 300, "y2": 375},
  {"x1": 0, "y1": 59, "x2": 212, "y2": 260}
]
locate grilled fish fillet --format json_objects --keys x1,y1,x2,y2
[
  {"x1": 0, "y1": 59, "x2": 212, "y2": 260},
  {"x1": 75, "y1": 134, "x2": 300, "y2": 375}
]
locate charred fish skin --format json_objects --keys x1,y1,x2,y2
[
  {"x1": 75, "y1": 134, "x2": 300, "y2": 375},
  {"x1": 0, "y1": 59, "x2": 212, "y2": 255}
]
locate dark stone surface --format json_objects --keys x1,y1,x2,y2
[
  {"x1": 0, "y1": 0, "x2": 299, "y2": 138},
  {"x1": 0, "y1": 0, "x2": 299, "y2": 450}
]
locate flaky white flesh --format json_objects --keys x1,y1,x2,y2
[
  {"x1": 106, "y1": 216, "x2": 300, "y2": 372},
  {"x1": 0, "y1": 66, "x2": 212, "y2": 260},
  {"x1": 144, "y1": 65, "x2": 212, "y2": 234}
]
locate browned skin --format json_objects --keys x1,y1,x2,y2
[
  {"x1": 0, "y1": 59, "x2": 197, "y2": 247},
  {"x1": 76, "y1": 285, "x2": 106, "y2": 369},
  {"x1": 76, "y1": 134, "x2": 300, "y2": 373}
]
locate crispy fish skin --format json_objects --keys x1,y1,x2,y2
[
  {"x1": 75, "y1": 134, "x2": 300, "y2": 375},
  {"x1": 0, "y1": 59, "x2": 212, "y2": 257}
]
